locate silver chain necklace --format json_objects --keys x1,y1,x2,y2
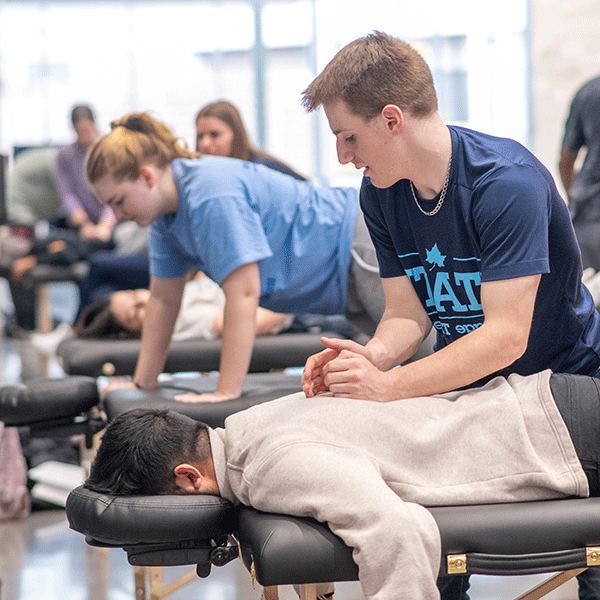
[{"x1": 410, "y1": 153, "x2": 452, "y2": 217}]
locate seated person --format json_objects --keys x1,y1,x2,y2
[
  {"x1": 29, "y1": 272, "x2": 355, "y2": 356},
  {"x1": 4, "y1": 146, "x2": 63, "y2": 254},
  {"x1": 5, "y1": 104, "x2": 116, "y2": 332},
  {"x1": 57, "y1": 105, "x2": 116, "y2": 243},
  {"x1": 85, "y1": 370, "x2": 597, "y2": 600}
]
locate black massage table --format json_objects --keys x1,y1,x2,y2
[
  {"x1": 66, "y1": 488, "x2": 600, "y2": 600},
  {"x1": 57, "y1": 331, "x2": 335, "y2": 377},
  {"x1": 3, "y1": 374, "x2": 600, "y2": 600},
  {"x1": 101, "y1": 371, "x2": 303, "y2": 428}
]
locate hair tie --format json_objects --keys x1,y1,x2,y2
[{"x1": 111, "y1": 116, "x2": 147, "y2": 133}]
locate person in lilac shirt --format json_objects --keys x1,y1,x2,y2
[{"x1": 56, "y1": 105, "x2": 116, "y2": 242}]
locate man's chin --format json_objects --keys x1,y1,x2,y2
[{"x1": 366, "y1": 176, "x2": 386, "y2": 189}]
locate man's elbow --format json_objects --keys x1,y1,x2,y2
[{"x1": 498, "y1": 329, "x2": 529, "y2": 366}]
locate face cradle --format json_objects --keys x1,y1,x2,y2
[
  {"x1": 196, "y1": 116, "x2": 235, "y2": 156},
  {"x1": 110, "y1": 289, "x2": 151, "y2": 333},
  {"x1": 323, "y1": 99, "x2": 404, "y2": 189}
]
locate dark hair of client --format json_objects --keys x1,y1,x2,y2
[
  {"x1": 84, "y1": 408, "x2": 212, "y2": 496},
  {"x1": 73, "y1": 297, "x2": 135, "y2": 339}
]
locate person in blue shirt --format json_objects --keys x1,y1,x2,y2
[
  {"x1": 86, "y1": 112, "x2": 383, "y2": 403},
  {"x1": 300, "y1": 31, "x2": 600, "y2": 600}
]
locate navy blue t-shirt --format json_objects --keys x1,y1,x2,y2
[{"x1": 361, "y1": 126, "x2": 600, "y2": 382}]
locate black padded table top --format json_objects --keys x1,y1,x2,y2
[
  {"x1": 0, "y1": 375, "x2": 99, "y2": 427},
  {"x1": 66, "y1": 484, "x2": 600, "y2": 581},
  {"x1": 58, "y1": 332, "x2": 331, "y2": 377},
  {"x1": 238, "y1": 497, "x2": 600, "y2": 582},
  {"x1": 102, "y1": 372, "x2": 303, "y2": 428}
]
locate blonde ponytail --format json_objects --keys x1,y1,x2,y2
[{"x1": 87, "y1": 113, "x2": 197, "y2": 184}]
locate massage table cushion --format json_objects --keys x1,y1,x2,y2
[
  {"x1": 102, "y1": 372, "x2": 303, "y2": 428},
  {"x1": 57, "y1": 331, "x2": 335, "y2": 377},
  {"x1": 0, "y1": 372, "x2": 302, "y2": 434},
  {"x1": 66, "y1": 488, "x2": 600, "y2": 585},
  {"x1": 0, "y1": 375, "x2": 98, "y2": 434}
]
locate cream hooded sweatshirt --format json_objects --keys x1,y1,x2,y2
[{"x1": 209, "y1": 370, "x2": 588, "y2": 600}]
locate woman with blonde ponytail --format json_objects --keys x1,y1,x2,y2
[{"x1": 87, "y1": 113, "x2": 382, "y2": 403}]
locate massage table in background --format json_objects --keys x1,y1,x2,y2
[
  {"x1": 4, "y1": 374, "x2": 600, "y2": 600},
  {"x1": 0, "y1": 371, "x2": 303, "y2": 453},
  {"x1": 0, "y1": 259, "x2": 89, "y2": 333},
  {"x1": 56, "y1": 331, "x2": 336, "y2": 377}
]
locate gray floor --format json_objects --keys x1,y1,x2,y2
[{"x1": 0, "y1": 281, "x2": 581, "y2": 600}]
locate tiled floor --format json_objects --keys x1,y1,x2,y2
[{"x1": 0, "y1": 281, "x2": 581, "y2": 600}]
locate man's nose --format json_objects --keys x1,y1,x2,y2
[{"x1": 336, "y1": 140, "x2": 352, "y2": 165}]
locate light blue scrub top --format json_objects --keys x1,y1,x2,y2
[{"x1": 150, "y1": 157, "x2": 358, "y2": 315}]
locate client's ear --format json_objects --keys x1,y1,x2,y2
[{"x1": 174, "y1": 463, "x2": 202, "y2": 493}]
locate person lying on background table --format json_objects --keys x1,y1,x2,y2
[{"x1": 73, "y1": 271, "x2": 294, "y2": 341}]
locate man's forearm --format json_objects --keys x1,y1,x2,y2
[
  {"x1": 366, "y1": 315, "x2": 430, "y2": 371},
  {"x1": 386, "y1": 321, "x2": 526, "y2": 400}
]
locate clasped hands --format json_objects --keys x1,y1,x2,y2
[
  {"x1": 100, "y1": 337, "x2": 396, "y2": 403},
  {"x1": 301, "y1": 337, "x2": 395, "y2": 401}
]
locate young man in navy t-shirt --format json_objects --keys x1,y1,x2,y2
[
  {"x1": 301, "y1": 31, "x2": 600, "y2": 401},
  {"x1": 302, "y1": 32, "x2": 600, "y2": 599}
]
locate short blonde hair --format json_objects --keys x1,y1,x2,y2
[
  {"x1": 87, "y1": 113, "x2": 196, "y2": 184},
  {"x1": 302, "y1": 31, "x2": 437, "y2": 120}
]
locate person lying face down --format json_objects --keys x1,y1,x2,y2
[{"x1": 85, "y1": 370, "x2": 597, "y2": 600}]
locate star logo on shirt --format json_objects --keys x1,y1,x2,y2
[{"x1": 426, "y1": 244, "x2": 446, "y2": 269}]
